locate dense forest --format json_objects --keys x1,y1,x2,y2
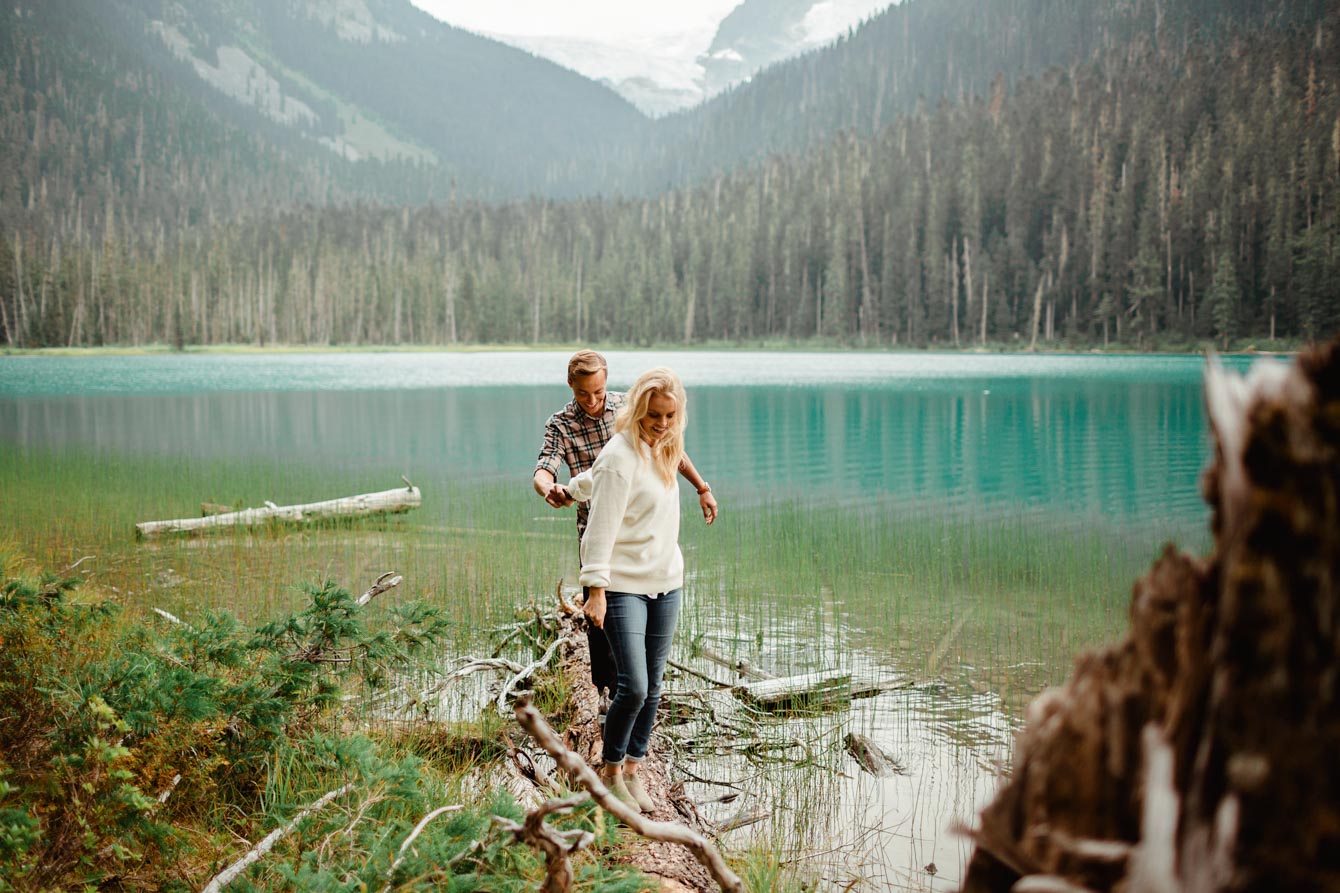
[{"x1": 0, "y1": 0, "x2": 1337, "y2": 348}]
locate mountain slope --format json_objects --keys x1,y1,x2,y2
[
  {"x1": 621, "y1": 0, "x2": 1331, "y2": 193},
  {"x1": 0, "y1": 0, "x2": 649, "y2": 236}
]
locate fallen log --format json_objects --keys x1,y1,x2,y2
[
  {"x1": 135, "y1": 483, "x2": 421, "y2": 539},
  {"x1": 515, "y1": 698, "x2": 744, "y2": 893},
  {"x1": 959, "y1": 337, "x2": 1340, "y2": 892},
  {"x1": 733, "y1": 669, "x2": 852, "y2": 711}
]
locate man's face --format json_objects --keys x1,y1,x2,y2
[{"x1": 570, "y1": 370, "x2": 608, "y2": 418}]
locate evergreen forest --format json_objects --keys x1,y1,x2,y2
[{"x1": 1, "y1": 0, "x2": 1337, "y2": 349}]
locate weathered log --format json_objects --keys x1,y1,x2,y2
[
  {"x1": 959, "y1": 337, "x2": 1340, "y2": 893},
  {"x1": 843, "y1": 732, "x2": 906, "y2": 777},
  {"x1": 515, "y1": 698, "x2": 744, "y2": 893},
  {"x1": 732, "y1": 669, "x2": 852, "y2": 710},
  {"x1": 136, "y1": 484, "x2": 420, "y2": 539}
]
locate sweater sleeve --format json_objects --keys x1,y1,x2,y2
[
  {"x1": 568, "y1": 469, "x2": 595, "y2": 502},
  {"x1": 578, "y1": 464, "x2": 632, "y2": 589}
]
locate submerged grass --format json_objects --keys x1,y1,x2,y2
[
  {"x1": 0, "y1": 440, "x2": 1192, "y2": 710},
  {"x1": 1, "y1": 438, "x2": 1203, "y2": 889}
]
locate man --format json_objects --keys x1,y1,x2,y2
[{"x1": 534, "y1": 350, "x2": 718, "y2": 717}]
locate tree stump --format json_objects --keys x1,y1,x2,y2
[{"x1": 960, "y1": 337, "x2": 1340, "y2": 892}]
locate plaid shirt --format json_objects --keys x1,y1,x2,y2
[{"x1": 535, "y1": 391, "x2": 626, "y2": 538}]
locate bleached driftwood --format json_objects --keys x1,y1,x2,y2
[
  {"x1": 733, "y1": 669, "x2": 852, "y2": 710},
  {"x1": 136, "y1": 484, "x2": 420, "y2": 539},
  {"x1": 201, "y1": 783, "x2": 354, "y2": 893}
]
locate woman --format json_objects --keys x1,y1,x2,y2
[{"x1": 568, "y1": 367, "x2": 687, "y2": 815}]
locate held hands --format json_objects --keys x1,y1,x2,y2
[
  {"x1": 544, "y1": 481, "x2": 574, "y2": 509},
  {"x1": 583, "y1": 587, "x2": 607, "y2": 628}
]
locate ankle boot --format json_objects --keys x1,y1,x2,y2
[
  {"x1": 624, "y1": 773, "x2": 655, "y2": 813},
  {"x1": 601, "y1": 772, "x2": 639, "y2": 813}
]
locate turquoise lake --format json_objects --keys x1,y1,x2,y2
[{"x1": 0, "y1": 349, "x2": 1250, "y2": 537}]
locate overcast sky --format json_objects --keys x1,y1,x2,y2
[{"x1": 409, "y1": 0, "x2": 743, "y2": 39}]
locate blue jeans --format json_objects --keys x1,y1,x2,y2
[{"x1": 601, "y1": 588, "x2": 682, "y2": 765}]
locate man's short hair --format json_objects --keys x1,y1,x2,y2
[{"x1": 567, "y1": 349, "x2": 608, "y2": 382}]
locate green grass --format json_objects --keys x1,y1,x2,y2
[{"x1": 0, "y1": 441, "x2": 1192, "y2": 710}]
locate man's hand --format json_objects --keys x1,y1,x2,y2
[
  {"x1": 583, "y1": 587, "x2": 607, "y2": 628},
  {"x1": 699, "y1": 488, "x2": 719, "y2": 525},
  {"x1": 534, "y1": 470, "x2": 575, "y2": 508},
  {"x1": 544, "y1": 481, "x2": 574, "y2": 508}
]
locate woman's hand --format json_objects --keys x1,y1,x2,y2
[
  {"x1": 698, "y1": 488, "x2": 718, "y2": 525},
  {"x1": 583, "y1": 587, "x2": 607, "y2": 628}
]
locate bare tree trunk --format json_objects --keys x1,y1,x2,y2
[
  {"x1": 443, "y1": 255, "x2": 457, "y2": 345},
  {"x1": 980, "y1": 270, "x2": 989, "y2": 346},
  {"x1": 13, "y1": 231, "x2": 28, "y2": 345},
  {"x1": 951, "y1": 240, "x2": 961, "y2": 347},
  {"x1": 572, "y1": 250, "x2": 582, "y2": 343},
  {"x1": 963, "y1": 237, "x2": 975, "y2": 347},
  {"x1": 1027, "y1": 273, "x2": 1046, "y2": 352}
]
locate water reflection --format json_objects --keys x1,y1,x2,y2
[
  {"x1": 679, "y1": 612, "x2": 1015, "y2": 891},
  {"x1": 2, "y1": 375, "x2": 1212, "y2": 530}
]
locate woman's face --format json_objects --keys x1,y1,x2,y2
[{"x1": 638, "y1": 391, "x2": 677, "y2": 445}]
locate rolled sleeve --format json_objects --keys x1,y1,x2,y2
[{"x1": 534, "y1": 415, "x2": 564, "y2": 479}]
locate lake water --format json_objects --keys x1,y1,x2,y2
[
  {"x1": 0, "y1": 349, "x2": 1257, "y2": 890},
  {"x1": 0, "y1": 350, "x2": 1242, "y2": 531}
]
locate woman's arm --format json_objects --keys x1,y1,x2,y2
[
  {"x1": 678, "y1": 454, "x2": 718, "y2": 525},
  {"x1": 578, "y1": 466, "x2": 632, "y2": 590}
]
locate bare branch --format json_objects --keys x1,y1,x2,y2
[
  {"x1": 514, "y1": 697, "x2": 744, "y2": 893},
  {"x1": 200, "y1": 784, "x2": 354, "y2": 893},
  {"x1": 357, "y1": 572, "x2": 403, "y2": 607},
  {"x1": 495, "y1": 792, "x2": 594, "y2": 893},
  {"x1": 495, "y1": 635, "x2": 575, "y2": 715},
  {"x1": 379, "y1": 804, "x2": 463, "y2": 893}
]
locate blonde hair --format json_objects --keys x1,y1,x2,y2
[
  {"x1": 567, "y1": 349, "x2": 607, "y2": 383},
  {"x1": 615, "y1": 367, "x2": 686, "y2": 486}
]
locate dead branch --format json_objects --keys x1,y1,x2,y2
[
  {"x1": 65, "y1": 554, "x2": 95, "y2": 572},
  {"x1": 379, "y1": 804, "x2": 464, "y2": 893},
  {"x1": 151, "y1": 607, "x2": 190, "y2": 628},
  {"x1": 667, "y1": 658, "x2": 734, "y2": 688},
  {"x1": 356, "y1": 572, "x2": 403, "y2": 606},
  {"x1": 696, "y1": 645, "x2": 775, "y2": 680},
  {"x1": 495, "y1": 792, "x2": 594, "y2": 893},
  {"x1": 495, "y1": 635, "x2": 576, "y2": 715},
  {"x1": 514, "y1": 697, "x2": 744, "y2": 893},
  {"x1": 200, "y1": 783, "x2": 354, "y2": 893}
]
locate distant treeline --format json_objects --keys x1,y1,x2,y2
[{"x1": 1, "y1": 11, "x2": 1338, "y2": 347}]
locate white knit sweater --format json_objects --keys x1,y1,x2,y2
[{"x1": 569, "y1": 430, "x2": 683, "y2": 594}]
